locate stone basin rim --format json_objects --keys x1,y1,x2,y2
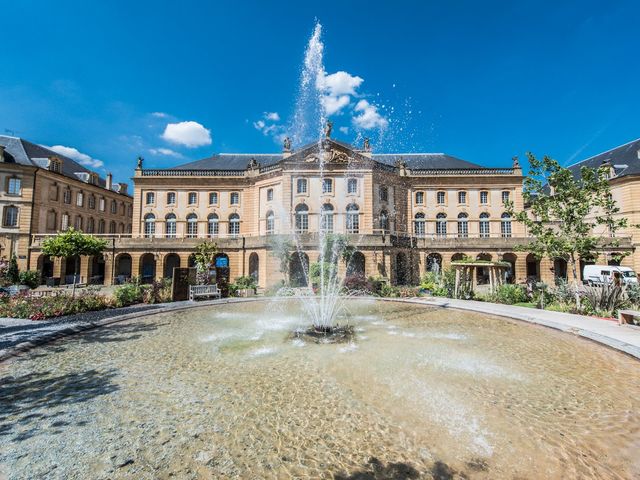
[{"x1": 1, "y1": 296, "x2": 639, "y2": 363}]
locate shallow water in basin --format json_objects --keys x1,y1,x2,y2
[{"x1": 2, "y1": 299, "x2": 640, "y2": 479}]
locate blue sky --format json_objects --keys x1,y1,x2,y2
[{"x1": 1, "y1": 0, "x2": 638, "y2": 184}]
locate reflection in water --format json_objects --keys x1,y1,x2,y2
[{"x1": 1, "y1": 299, "x2": 640, "y2": 479}]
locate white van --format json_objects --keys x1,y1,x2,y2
[{"x1": 583, "y1": 265, "x2": 638, "y2": 286}]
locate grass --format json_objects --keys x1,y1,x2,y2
[{"x1": 513, "y1": 302, "x2": 537, "y2": 308}]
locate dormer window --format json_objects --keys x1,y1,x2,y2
[
  {"x1": 88, "y1": 173, "x2": 98, "y2": 185},
  {"x1": 49, "y1": 158, "x2": 62, "y2": 173}
]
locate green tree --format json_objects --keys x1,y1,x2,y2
[
  {"x1": 6, "y1": 254, "x2": 19, "y2": 284},
  {"x1": 41, "y1": 228, "x2": 107, "y2": 296},
  {"x1": 268, "y1": 237, "x2": 295, "y2": 285},
  {"x1": 193, "y1": 240, "x2": 218, "y2": 284},
  {"x1": 506, "y1": 153, "x2": 629, "y2": 307}
]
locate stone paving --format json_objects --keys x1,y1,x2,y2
[{"x1": 2, "y1": 296, "x2": 640, "y2": 361}]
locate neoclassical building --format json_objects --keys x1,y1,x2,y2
[
  {"x1": 25, "y1": 135, "x2": 638, "y2": 288},
  {"x1": 0, "y1": 135, "x2": 133, "y2": 284}
]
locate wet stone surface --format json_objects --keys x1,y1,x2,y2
[{"x1": 1, "y1": 299, "x2": 640, "y2": 479}]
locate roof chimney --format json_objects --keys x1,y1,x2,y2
[
  {"x1": 637, "y1": 148, "x2": 640, "y2": 160},
  {"x1": 106, "y1": 172, "x2": 113, "y2": 190},
  {"x1": 0, "y1": 146, "x2": 4, "y2": 163},
  {"x1": 117, "y1": 183, "x2": 128, "y2": 194}
]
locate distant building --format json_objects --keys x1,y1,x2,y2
[{"x1": 0, "y1": 136, "x2": 133, "y2": 284}]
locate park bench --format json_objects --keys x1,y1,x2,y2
[
  {"x1": 618, "y1": 309, "x2": 640, "y2": 326},
  {"x1": 189, "y1": 284, "x2": 221, "y2": 301}
]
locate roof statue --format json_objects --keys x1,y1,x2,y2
[
  {"x1": 136, "y1": 156, "x2": 144, "y2": 170},
  {"x1": 394, "y1": 157, "x2": 407, "y2": 169},
  {"x1": 324, "y1": 120, "x2": 333, "y2": 138},
  {"x1": 283, "y1": 136, "x2": 292, "y2": 152},
  {"x1": 363, "y1": 137, "x2": 371, "y2": 152},
  {"x1": 247, "y1": 157, "x2": 260, "y2": 170},
  {"x1": 512, "y1": 155, "x2": 520, "y2": 168}
]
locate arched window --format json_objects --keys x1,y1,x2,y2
[
  {"x1": 457, "y1": 213, "x2": 468, "y2": 238},
  {"x1": 379, "y1": 210, "x2": 389, "y2": 233},
  {"x1": 479, "y1": 212, "x2": 490, "y2": 238},
  {"x1": 144, "y1": 214, "x2": 155, "y2": 238},
  {"x1": 229, "y1": 214, "x2": 240, "y2": 236},
  {"x1": 109, "y1": 221, "x2": 116, "y2": 234},
  {"x1": 346, "y1": 203, "x2": 360, "y2": 233},
  {"x1": 414, "y1": 212, "x2": 426, "y2": 237},
  {"x1": 186, "y1": 213, "x2": 198, "y2": 238},
  {"x1": 119, "y1": 223, "x2": 125, "y2": 233},
  {"x1": 320, "y1": 203, "x2": 334, "y2": 233},
  {"x1": 265, "y1": 211, "x2": 275, "y2": 235},
  {"x1": 295, "y1": 203, "x2": 309, "y2": 233},
  {"x1": 165, "y1": 214, "x2": 176, "y2": 238},
  {"x1": 208, "y1": 214, "x2": 219, "y2": 237},
  {"x1": 98, "y1": 219, "x2": 105, "y2": 234},
  {"x1": 501, "y1": 213, "x2": 512, "y2": 238},
  {"x1": 436, "y1": 213, "x2": 447, "y2": 238},
  {"x1": 75, "y1": 215, "x2": 83, "y2": 231}
]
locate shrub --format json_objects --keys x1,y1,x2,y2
[
  {"x1": 235, "y1": 275, "x2": 257, "y2": 290},
  {"x1": 0, "y1": 290, "x2": 112, "y2": 320},
  {"x1": 582, "y1": 284, "x2": 627, "y2": 317},
  {"x1": 6, "y1": 255, "x2": 19, "y2": 284},
  {"x1": 495, "y1": 284, "x2": 528, "y2": 305},
  {"x1": 342, "y1": 274, "x2": 371, "y2": 294},
  {"x1": 19, "y1": 271, "x2": 40, "y2": 289},
  {"x1": 114, "y1": 279, "x2": 144, "y2": 307},
  {"x1": 142, "y1": 279, "x2": 172, "y2": 304}
]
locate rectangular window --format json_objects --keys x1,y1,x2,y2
[
  {"x1": 502, "y1": 191, "x2": 510, "y2": 204},
  {"x1": 46, "y1": 211, "x2": 57, "y2": 230},
  {"x1": 346, "y1": 212, "x2": 359, "y2": 234},
  {"x1": 111, "y1": 201, "x2": 117, "y2": 214},
  {"x1": 63, "y1": 189, "x2": 71, "y2": 204},
  {"x1": 230, "y1": 192, "x2": 239, "y2": 205},
  {"x1": 379, "y1": 186, "x2": 388, "y2": 202},
  {"x1": 479, "y1": 219, "x2": 490, "y2": 238},
  {"x1": 297, "y1": 178, "x2": 307, "y2": 194},
  {"x1": 266, "y1": 189, "x2": 273, "y2": 202},
  {"x1": 266, "y1": 215, "x2": 275, "y2": 234},
  {"x1": 437, "y1": 191, "x2": 446, "y2": 205},
  {"x1": 61, "y1": 214, "x2": 69, "y2": 231},
  {"x1": 415, "y1": 191, "x2": 424, "y2": 205},
  {"x1": 145, "y1": 192, "x2": 155, "y2": 205},
  {"x1": 208, "y1": 192, "x2": 218, "y2": 205},
  {"x1": 188, "y1": 192, "x2": 197, "y2": 205},
  {"x1": 99, "y1": 198, "x2": 105, "y2": 211},
  {"x1": 458, "y1": 191, "x2": 466, "y2": 204},
  {"x1": 167, "y1": 192, "x2": 176, "y2": 205},
  {"x1": 88, "y1": 195, "x2": 95, "y2": 209},
  {"x1": 7, "y1": 178, "x2": 21, "y2": 195},
  {"x1": 3, "y1": 206, "x2": 18, "y2": 227},
  {"x1": 322, "y1": 178, "x2": 333, "y2": 194},
  {"x1": 76, "y1": 192, "x2": 84, "y2": 207},
  {"x1": 480, "y1": 191, "x2": 488, "y2": 204},
  {"x1": 75, "y1": 216, "x2": 83, "y2": 230},
  {"x1": 49, "y1": 184, "x2": 59, "y2": 201},
  {"x1": 347, "y1": 178, "x2": 358, "y2": 194}
]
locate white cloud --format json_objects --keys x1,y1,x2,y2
[
  {"x1": 46, "y1": 145, "x2": 104, "y2": 169},
  {"x1": 322, "y1": 94, "x2": 350, "y2": 116},
  {"x1": 151, "y1": 112, "x2": 169, "y2": 118},
  {"x1": 339, "y1": 126, "x2": 349, "y2": 134},
  {"x1": 149, "y1": 147, "x2": 184, "y2": 158},
  {"x1": 353, "y1": 100, "x2": 389, "y2": 130},
  {"x1": 162, "y1": 121, "x2": 212, "y2": 148},
  {"x1": 253, "y1": 120, "x2": 266, "y2": 130},
  {"x1": 265, "y1": 112, "x2": 280, "y2": 121},
  {"x1": 318, "y1": 71, "x2": 363, "y2": 96}
]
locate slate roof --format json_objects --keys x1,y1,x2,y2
[
  {"x1": 567, "y1": 137, "x2": 640, "y2": 179},
  {"x1": 172, "y1": 139, "x2": 484, "y2": 171},
  {"x1": 0, "y1": 135, "x2": 131, "y2": 196}
]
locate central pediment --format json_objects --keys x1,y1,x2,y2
[{"x1": 284, "y1": 138, "x2": 373, "y2": 167}]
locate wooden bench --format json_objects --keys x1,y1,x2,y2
[
  {"x1": 189, "y1": 284, "x2": 221, "y2": 301},
  {"x1": 618, "y1": 309, "x2": 640, "y2": 325}
]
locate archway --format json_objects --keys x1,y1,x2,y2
[
  {"x1": 37, "y1": 255, "x2": 55, "y2": 285},
  {"x1": 289, "y1": 252, "x2": 309, "y2": 287},
  {"x1": 164, "y1": 253, "x2": 181, "y2": 279},
  {"x1": 64, "y1": 256, "x2": 80, "y2": 285},
  {"x1": 476, "y1": 253, "x2": 492, "y2": 285},
  {"x1": 553, "y1": 258, "x2": 568, "y2": 283},
  {"x1": 115, "y1": 253, "x2": 132, "y2": 283},
  {"x1": 502, "y1": 253, "x2": 517, "y2": 284},
  {"x1": 451, "y1": 252, "x2": 466, "y2": 262},
  {"x1": 89, "y1": 254, "x2": 105, "y2": 285},
  {"x1": 140, "y1": 253, "x2": 156, "y2": 284},
  {"x1": 526, "y1": 254, "x2": 540, "y2": 281},
  {"x1": 347, "y1": 251, "x2": 366, "y2": 277},
  {"x1": 395, "y1": 252, "x2": 409, "y2": 285},
  {"x1": 426, "y1": 253, "x2": 442, "y2": 274},
  {"x1": 249, "y1": 252, "x2": 259, "y2": 283}
]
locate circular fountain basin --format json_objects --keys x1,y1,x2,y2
[{"x1": 2, "y1": 299, "x2": 640, "y2": 479}]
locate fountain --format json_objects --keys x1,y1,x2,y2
[{"x1": 279, "y1": 21, "x2": 360, "y2": 339}]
